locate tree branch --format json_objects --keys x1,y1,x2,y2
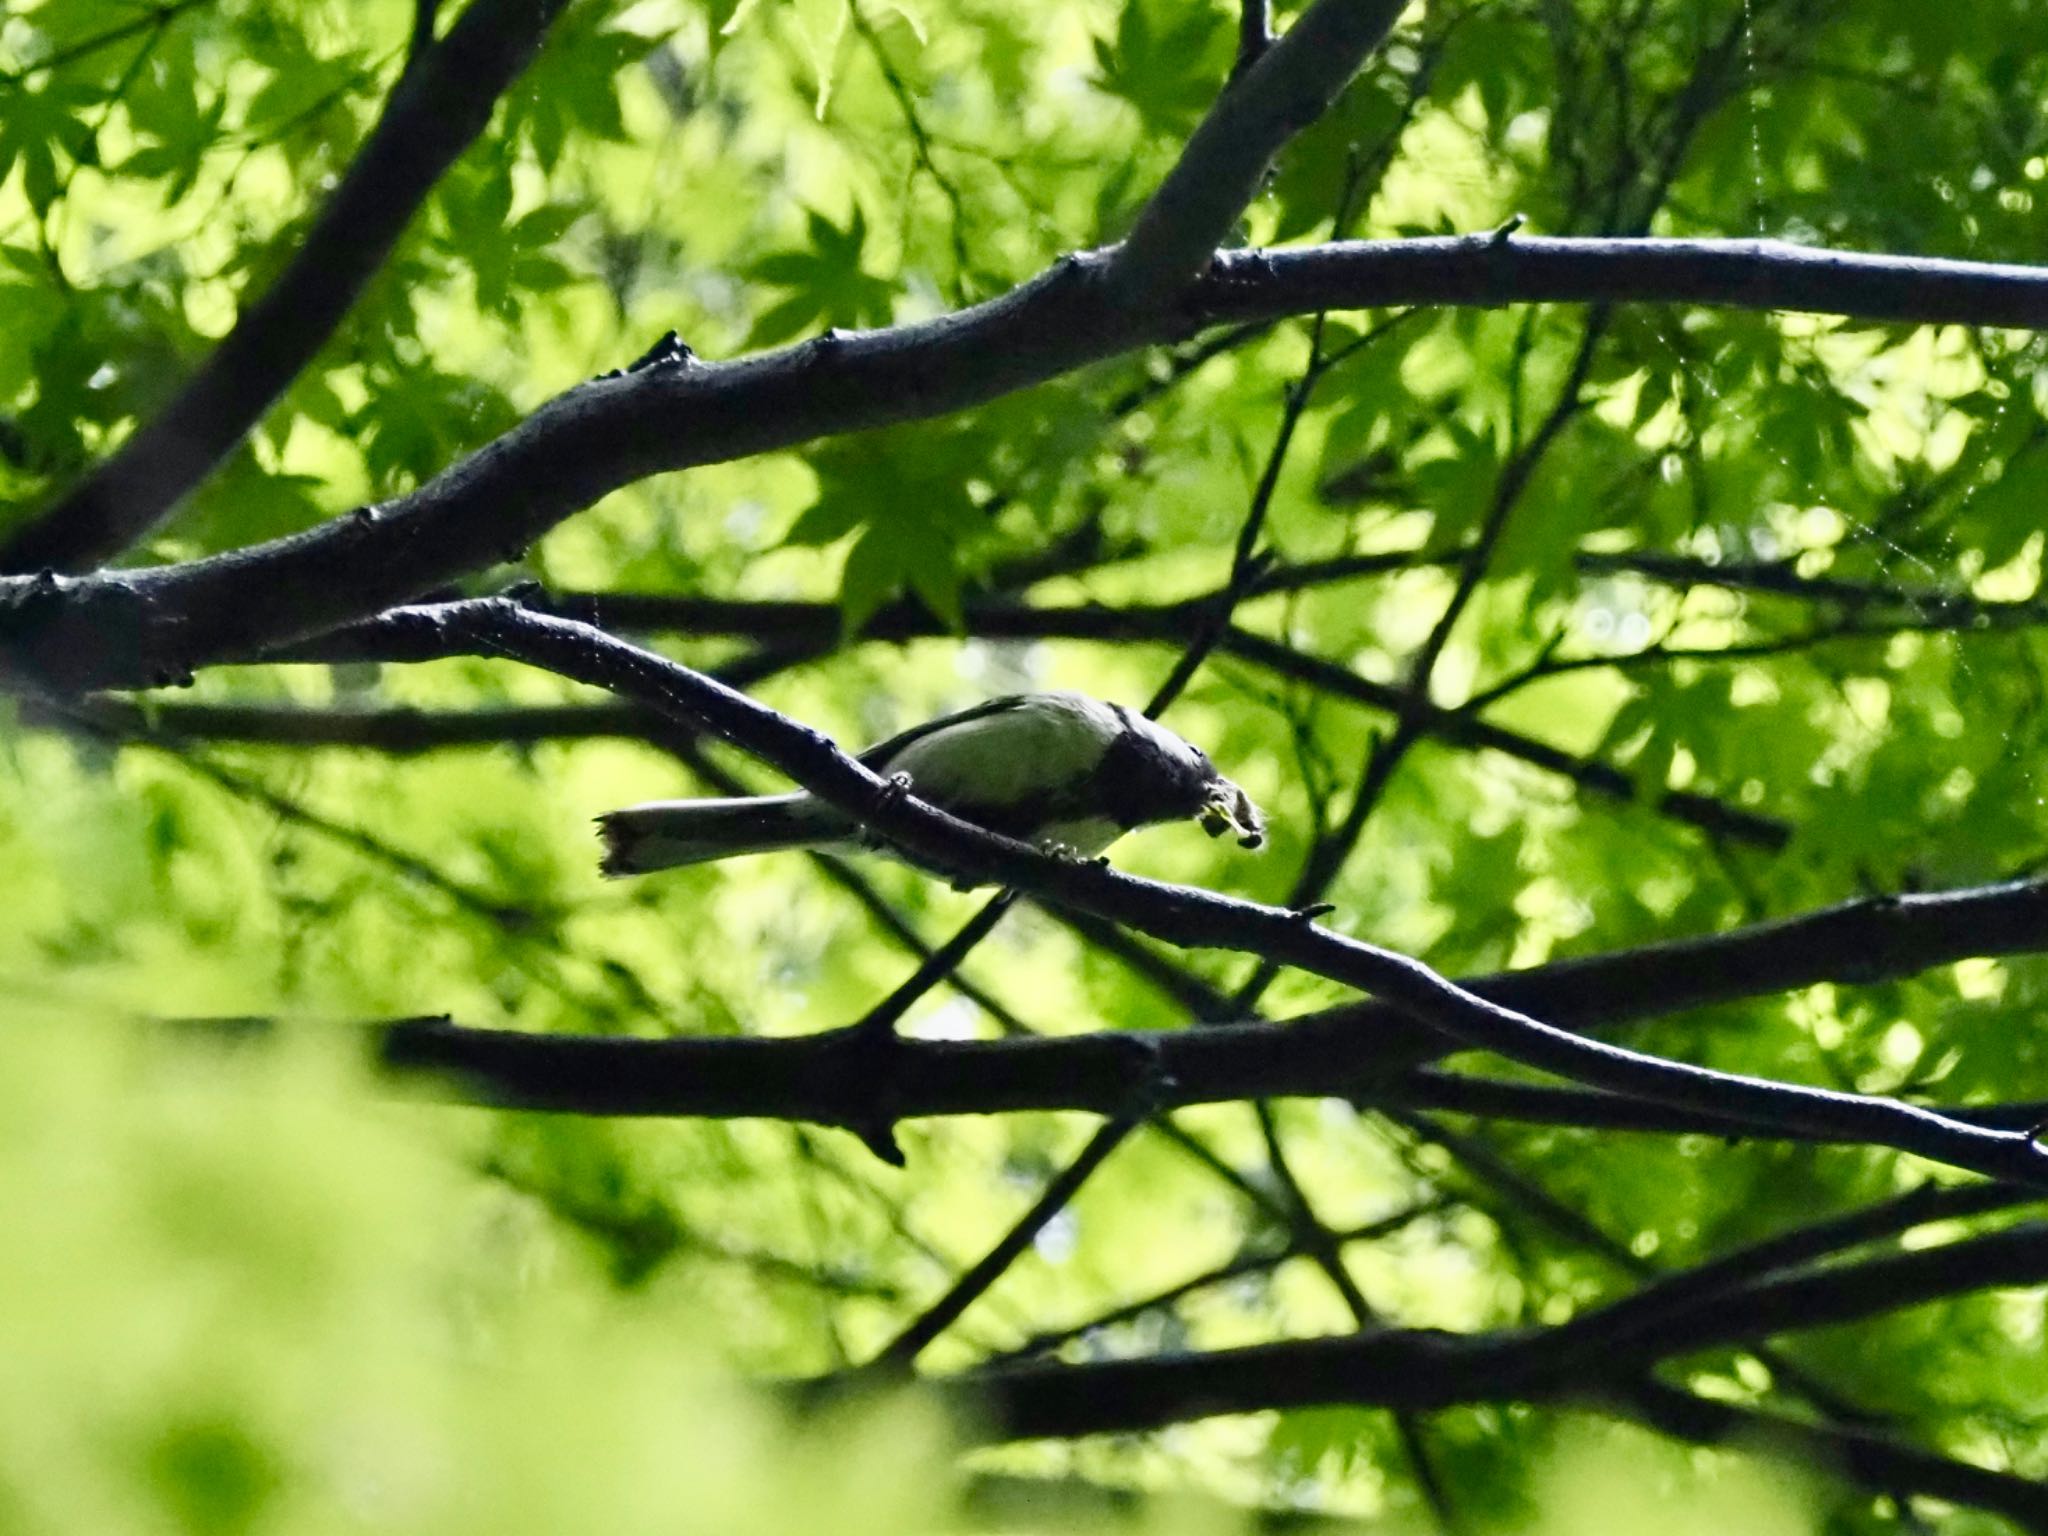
[
  {"x1": 1556, "y1": 1220, "x2": 2048, "y2": 1372},
  {"x1": 1000, "y1": 1197, "x2": 1452, "y2": 1361},
  {"x1": 0, "y1": 0, "x2": 571, "y2": 573},
  {"x1": 943, "y1": 1215, "x2": 2048, "y2": 1431},
  {"x1": 1191, "y1": 233, "x2": 2048, "y2": 329},
  {"x1": 875, "y1": 1113, "x2": 1138, "y2": 1369},
  {"x1": 1233, "y1": 0, "x2": 1274, "y2": 79},
  {"x1": 1585, "y1": 546, "x2": 2048, "y2": 630},
  {"x1": 1104, "y1": 0, "x2": 1408, "y2": 304},
  {"x1": 16, "y1": 235, "x2": 2048, "y2": 692},
  {"x1": 238, "y1": 591, "x2": 1791, "y2": 849},
  {"x1": 339, "y1": 599, "x2": 2048, "y2": 1188},
  {"x1": 925, "y1": 1220, "x2": 2048, "y2": 1536},
  {"x1": 1381, "y1": 1068, "x2": 2048, "y2": 1139},
  {"x1": 365, "y1": 1011, "x2": 2048, "y2": 1144},
  {"x1": 190, "y1": 862, "x2": 2048, "y2": 1131},
  {"x1": 70, "y1": 698, "x2": 664, "y2": 753}
]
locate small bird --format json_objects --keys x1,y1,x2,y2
[{"x1": 597, "y1": 690, "x2": 1265, "y2": 876}]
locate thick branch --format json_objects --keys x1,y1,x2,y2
[
  {"x1": 202, "y1": 865, "x2": 2048, "y2": 1128},
  {"x1": 944, "y1": 1210, "x2": 2048, "y2": 1423},
  {"x1": 0, "y1": 0, "x2": 570, "y2": 573},
  {"x1": 1104, "y1": 0, "x2": 1407, "y2": 303},
  {"x1": 1192, "y1": 233, "x2": 2048, "y2": 331},
  {"x1": 940, "y1": 1222, "x2": 2048, "y2": 1449},
  {"x1": 15, "y1": 236, "x2": 2048, "y2": 691},
  {"x1": 1233, "y1": 0, "x2": 1273, "y2": 78},
  {"x1": 366, "y1": 1023, "x2": 2046, "y2": 1145},
  {"x1": 1596, "y1": 1220, "x2": 2048, "y2": 1363}
]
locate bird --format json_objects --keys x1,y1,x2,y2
[{"x1": 596, "y1": 690, "x2": 1265, "y2": 877}]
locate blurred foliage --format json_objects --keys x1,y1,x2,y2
[
  {"x1": 0, "y1": 1020, "x2": 956, "y2": 1535},
  {"x1": 5, "y1": 0, "x2": 2048, "y2": 1528}
]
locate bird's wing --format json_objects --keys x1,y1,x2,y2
[
  {"x1": 854, "y1": 694, "x2": 1036, "y2": 770},
  {"x1": 873, "y1": 693, "x2": 1126, "y2": 821}
]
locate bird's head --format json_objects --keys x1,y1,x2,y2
[{"x1": 1116, "y1": 711, "x2": 1266, "y2": 850}]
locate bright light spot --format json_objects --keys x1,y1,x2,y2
[
  {"x1": 1729, "y1": 668, "x2": 1779, "y2": 707},
  {"x1": 1953, "y1": 957, "x2": 2008, "y2": 1001},
  {"x1": 917, "y1": 999, "x2": 980, "y2": 1041},
  {"x1": 1506, "y1": 111, "x2": 1549, "y2": 154},
  {"x1": 1842, "y1": 676, "x2": 1890, "y2": 728},
  {"x1": 1999, "y1": 1290, "x2": 2046, "y2": 1345},
  {"x1": 723, "y1": 499, "x2": 766, "y2": 540},
  {"x1": 1796, "y1": 505, "x2": 1843, "y2": 545},
  {"x1": 1033, "y1": 1211, "x2": 1077, "y2": 1265},
  {"x1": 1975, "y1": 529, "x2": 2042, "y2": 601},
  {"x1": 1880, "y1": 1021, "x2": 1924, "y2": 1069}
]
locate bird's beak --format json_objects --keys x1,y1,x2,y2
[{"x1": 1199, "y1": 781, "x2": 1266, "y2": 850}]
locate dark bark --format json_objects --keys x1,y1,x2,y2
[
  {"x1": 318, "y1": 599, "x2": 2048, "y2": 1189},
  {"x1": 12, "y1": 237, "x2": 2048, "y2": 693}
]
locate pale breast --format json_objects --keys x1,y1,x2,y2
[{"x1": 1031, "y1": 815, "x2": 1124, "y2": 857}]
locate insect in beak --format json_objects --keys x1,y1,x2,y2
[{"x1": 1200, "y1": 784, "x2": 1266, "y2": 850}]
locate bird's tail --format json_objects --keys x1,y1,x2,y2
[{"x1": 596, "y1": 794, "x2": 846, "y2": 875}]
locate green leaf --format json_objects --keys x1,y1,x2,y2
[
  {"x1": 792, "y1": 0, "x2": 849, "y2": 117},
  {"x1": 1089, "y1": 0, "x2": 1229, "y2": 137}
]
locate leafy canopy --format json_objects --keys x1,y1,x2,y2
[{"x1": 6, "y1": 0, "x2": 2048, "y2": 1529}]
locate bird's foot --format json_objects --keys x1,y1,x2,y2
[
  {"x1": 867, "y1": 772, "x2": 916, "y2": 832},
  {"x1": 873, "y1": 771, "x2": 914, "y2": 811}
]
